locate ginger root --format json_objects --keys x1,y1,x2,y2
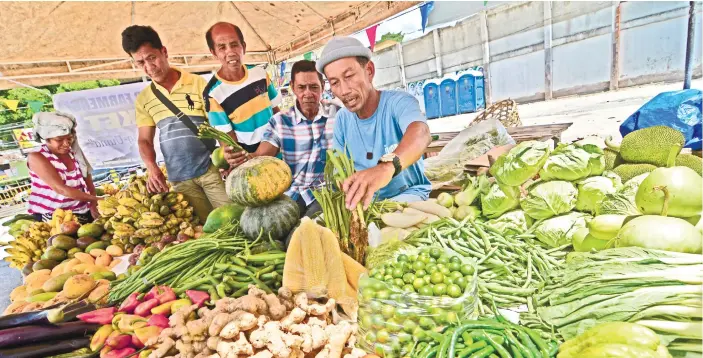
[
  {"x1": 217, "y1": 333, "x2": 253, "y2": 358},
  {"x1": 219, "y1": 311, "x2": 257, "y2": 339},
  {"x1": 208, "y1": 312, "x2": 231, "y2": 337},
  {"x1": 295, "y1": 293, "x2": 336, "y2": 316},
  {"x1": 316, "y1": 321, "x2": 355, "y2": 358},
  {"x1": 280, "y1": 307, "x2": 306, "y2": 330}
]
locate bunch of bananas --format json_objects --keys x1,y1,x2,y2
[
  {"x1": 2, "y1": 221, "x2": 52, "y2": 270},
  {"x1": 99, "y1": 183, "x2": 122, "y2": 196},
  {"x1": 95, "y1": 176, "x2": 198, "y2": 253},
  {"x1": 49, "y1": 209, "x2": 79, "y2": 236}
]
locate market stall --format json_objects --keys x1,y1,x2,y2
[{"x1": 0, "y1": 115, "x2": 701, "y2": 358}]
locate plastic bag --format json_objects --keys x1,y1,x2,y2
[
  {"x1": 357, "y1": 246, "x2": 479, "y2": 357},
  {"x1": 425, "y1": 119, "x2": 514, "y2": 188},
  {"x1": 620, "y1": 89, "x2": 702, "y2": 150}
]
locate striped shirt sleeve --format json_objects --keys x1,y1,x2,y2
[
  {"x1": 135, "y1": 92, "x2": 155, "y2": 127},
  {"x1": 266, "y1": 74, "x2": 281, "y2": 107},
  {"x1": 207, "y1": 97, "x2": 233, "y2": 133}
]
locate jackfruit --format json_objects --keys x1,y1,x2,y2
[
  {"x1": 612, "y1": 163, "x2": 657, "y2": 182},
  {"x1": 619, "y1": 126, "x2": 684, "y2": 167},
  {"x1": 603, "y1": 148, "x2": 623, "y2": 170},
  {"x1": 675, "y1": 153, "x2": 703, "y2": 176}
]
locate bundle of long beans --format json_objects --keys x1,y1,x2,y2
[
  {"x1": 405, "y1": 217, "x2": 569, "y2": 316},
  {"x1": 108, "y1": 222, "x2": 281, "y2": 303},
  {"x1": 198, "y1": 123, "x2": 244, "y2": 152}
]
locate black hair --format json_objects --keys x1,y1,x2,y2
[
  {"x1": 121, "y1": 25, "x2": 163, "y2": 55},
  {"x1": 356, "y1": 56, "x2": 370, "y2": 67},
  {"x1": 291, "y1": 60, "x2": 324, "y2": 86},
  {"x1": 206, "y1": 22, "x2": 245, "y2": 50}
]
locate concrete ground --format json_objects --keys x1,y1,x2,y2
[
  {"x1": 427, "y1": 79, "x2": 702, "y2": 143},
  {"x1": 0, "y1": 79, "x2": 700, "y2": 313}
]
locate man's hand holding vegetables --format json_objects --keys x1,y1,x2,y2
[{"x1": 317, "y1": 36, "x2": 432, "y2": 209}]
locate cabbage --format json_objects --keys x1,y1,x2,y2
[
  {"x1": 619, "y1": 173, "x2": 649, "y2": 197},
  {"x1": 533, "y1": 212, "x2": 592, "y2": 248},
  {"x1": 485, "y1": 210, "x2": 533, "y2": 236},
  {"x1": 481, "y1": 183, "x2": 520, "y2": 219},
  {"x1": 520, "y1": 180, "x2": 578, "y2": 220},
  {"x1": 539, "y1": 144, "x2": 605, "y2": 181},
  {"x1": 575, "y1": 173, "x2": 622, "y2": 214},
  {"x1": 596, "y1": 193, "x2": 640, "y2": 216},
  {"x1": 489, "y1": 141, "x2": 551, "y2": 186}
]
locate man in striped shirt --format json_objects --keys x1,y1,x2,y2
[
  {"x1": 203, "y1": 22, "x2": 281, "y2": 153},
  {"x1": 223, "y1": 60, "x2": 338, "y2": 218}
]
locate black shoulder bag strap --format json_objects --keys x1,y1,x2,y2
[
  {"x1": 150, "y1": 83, "x2": 216, "y2": 153},
  {"x1": 202, "y1": 75, "x2": 219, "y2": 113}
]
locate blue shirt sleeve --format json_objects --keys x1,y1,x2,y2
[
  {"x1": 392, "y1": 92, "x2": 427, "y2": 133},
  {"x1": 333, "y1": 115, "x2": 345, "y2": 152}
]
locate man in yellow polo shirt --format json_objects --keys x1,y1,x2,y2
[{"x1": 122, "y1": 25, "x2": 230, "y2": 222}]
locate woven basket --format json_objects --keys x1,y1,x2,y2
[{"x1": 470, "y1": 99, "x2": 521, "y2": 128}]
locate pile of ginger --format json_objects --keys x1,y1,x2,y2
[{"x1": 146, "y1": 286, "x2": 367, "y2": 358}]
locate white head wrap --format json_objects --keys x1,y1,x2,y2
[{"x1": 32, "y1": 111, "x2": 93, "y2": 176}]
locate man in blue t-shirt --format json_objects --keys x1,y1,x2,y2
[{"x1": 316, "y1": 36, "x2": 432, "y2": 210}]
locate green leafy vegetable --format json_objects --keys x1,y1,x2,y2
[
  {"x1": 520, "y1": 180, "x2": 578, "y2": 220},
  {"x1": 481, "y1": 183, "x2": 521, "y2": 219},
  {"x1": 485, "y1": 210, "x2": 534, "y2": 236},
  {"x1": 490, "y1": 140, "x2": 551, "y2": 186},
  {"x1": 539, "y1": 143, "x2": 605, "y2": 181},
  {"x1": 574, "y1": 173, "x2": 622, "y2": 214},
  {"x1": 532, "y1": 211, "x2": 591, "y2": 248}
]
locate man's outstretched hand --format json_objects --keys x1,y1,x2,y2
[{"x1": 342, "y1": 163, "x2": 394, "y2": 210}]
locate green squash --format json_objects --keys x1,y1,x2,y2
[
  {"x1": 240, "y1": 195, "x2": 299, "y2": 241},
  {"x1": 211, "y1": 147, "x2": 230, "y2": 170},
  {"x1": 226, "y1": 156, "x2": 292, "y2": 206},
  {"x1": 202, "y1": 203, "x2": 245, "y2": 233},
  {"x1": 635, "y1": 166, "x2": 702, "y2": 218}
]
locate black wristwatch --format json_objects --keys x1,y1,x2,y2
[{"x1": 379, "y1": 153, "x2": 402, "y2": 177}]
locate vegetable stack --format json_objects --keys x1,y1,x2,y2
[
  {"x1": 522, "y1": 247, "x2": 702, "y2": 356},
  {"x1": 108, "y1": 222, "x2": 285, "y2": 304}
]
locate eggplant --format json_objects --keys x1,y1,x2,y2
[
  {"x1": 0, "y1": 321, "x2": 99, "y2": 348},
  {"x1": 0, "y1": 301, "x2": 95, "y2": 330},
  {"x1": 0, "y1": 337, "x2": 90, "y2": 358}
]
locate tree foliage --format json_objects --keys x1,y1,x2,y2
[
  {"x1": 0, "y1": 79, "x2": 121, "y2": 126},
  {"x1": 377, "y1": 32, "x2": 404, "y2": 44}
]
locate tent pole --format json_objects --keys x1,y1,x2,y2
[{"x1": 683, "y1": 1, "x2": 696, "y2": 90}]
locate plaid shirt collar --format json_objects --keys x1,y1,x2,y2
[{"x1": 293, "y1": 102, "x2": 333, "y2": 124}]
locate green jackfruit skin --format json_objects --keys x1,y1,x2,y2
[
  {"x1": 603, "y1": 148, "x2": 624, "y2": 170},
  {"x1": 612, "y1": 163, "x2": 657, "y2": 182},
  {"x1": 675, "y1": 154, "x2": 703, "y2": 176},
  {"x1": 619, "y1": 126, "x2": 684, "y2": 167}
]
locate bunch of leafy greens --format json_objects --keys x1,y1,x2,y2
[
  {"x1": 520, "y1": 180, "x2": 578, "y2": 220},
  {"x1": 521, "y1": 247, "x2": 702, "y2": 356},
  {"x1": 490, "y1": 140, "x2": 551, "y2": 186}
]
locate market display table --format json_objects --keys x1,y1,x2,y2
[{"x1": 425, "y1": 122, "x2": 573, "y2": 154}]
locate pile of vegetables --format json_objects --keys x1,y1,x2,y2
[
  {"x1": 357, "y1": 247, "x2": 479, "y2": 356},
  {"x1": 521, "y1": 247, "x2": 702, "y2": 356},
  {"x1": 557, "y1": 322, "x2": 672, "y2": 358},
  {"x1": 145, "y1": 285, "x2": 366, "y2": 358},
  {"x1": 417, "y1": 315, "x2": 559, "y2": 358},
  {"x1": 108, "y1": 222, "x2": 285, "y2": 304},
  {"x1": 80, "y1": 286, "x2": 197, "y2": 358},
  {"x1": 0, "y1": 301, "x2": 102, "y2": 358},
  {"x1": 404, "y1": 218, "x2": 569, "y2": 315}
]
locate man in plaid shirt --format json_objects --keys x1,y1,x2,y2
[{"x1": 223, "y1": 60, "x2": 339, "y2": 218}]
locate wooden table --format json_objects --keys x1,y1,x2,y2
[{"x1": 425, "y1": 122, "x2": 573, "y2": 154}]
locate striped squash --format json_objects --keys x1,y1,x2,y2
[
  {"x1": 226, "y1": 156, "x2": 292, "y2": 206},
  {"x1": 240, "y1": 195, "x2": 300, "y2": 241}
]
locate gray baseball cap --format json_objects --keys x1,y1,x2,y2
[{"x1": 316, "y1": 36, "x2": 372, "y2": 74}]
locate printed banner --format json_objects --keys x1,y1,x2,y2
[
  {"x1": 53, "y1": 74, "x2": 213, "y2": 170},
  {"x1": 12, "y1": 128, "x2": 42, "y2": 149}
]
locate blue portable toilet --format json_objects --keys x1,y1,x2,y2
[
  {"x1": 457, "y1": 70, "x2": 486, "y2": 113},
  {"x1": 440, "y1": 76, "x2": 458, "y2": 117},
  {"x1": 423, "y1": 80, "x2": 441, "y2": 119}
]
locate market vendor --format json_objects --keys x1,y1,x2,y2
[
  {"x1": 27, "y1": 112, "x2": 100, "y2": 223},
  {"x1": 122, "y1": 25, "x2": 231, "y2": 223},
  {"x1": 316, "y1": 36, "x2": 432, "y2": 210},
  {"x1": 223, "y1": 60, "x2": 339, "y2": 218}
]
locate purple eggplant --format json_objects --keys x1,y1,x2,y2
[
  {"x1": 0, "y1": 321, "x2": 99, "y2": 348},
  {"x1": 0, "y1": 301, "x2": 94, "y2": 330},
  {"x1": 0, "y1": 337, "x2": 91, "y2": 358}
]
